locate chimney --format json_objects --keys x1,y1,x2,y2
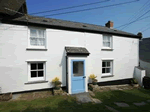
[
  {"x1": 137, "y1": 32, "x2": 143, "y2": 39},
  {"x1": 105, "y1": 21, "x2": 113, "y2": 28},
  {"x1": 137, "y1": 32, "x2": 142, "y2": 37}
]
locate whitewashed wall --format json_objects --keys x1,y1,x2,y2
[
  {"x1": 0, "y1": 23, "x2": 139, "y2": 93},
  {"x1": 140, "y1": 60, "x2": 150, "y2": 77}
]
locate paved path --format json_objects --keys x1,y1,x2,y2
[
  {"x1": 114, "y1": 102, "x2": 129, "y2": 107},
  {"x1": 71, "y1": 92, "x2": 102, "y2": 104}
]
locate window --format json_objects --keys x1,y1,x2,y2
[
  {"x1": 102, "y1": 60, "x2": 113, "y2": 77},
  {"x1": 73, "y1": 61, "x2": 84, "y2": 76},
  {"x1": 103, "y1": 35, "x2": 112, "y2": 48},
  {"x1": 29, "y1": 28, "x2": 46, "y2": 49},
  {"x1": 28, "y1": 62, "x2": 46, "y2": 81},
  {"x1": 73, "y1": 62, "x2": 78, "y2": 73}
]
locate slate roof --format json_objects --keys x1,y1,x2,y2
[
  {"x1": 65, "y1": 47, "x2": 90, "y2": 55},
  {"x1": 139, "y1": 38, "x2": 150, "y2": 63},
  {"x1": 1, "y1": 15, "x2": 141, "y2": 39},
  {"x1": 0, "y1": 0, "x2": 25, "y2": 15}
]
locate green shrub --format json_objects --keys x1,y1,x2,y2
[
  {"x1": 130, "y1": 78, "x2": 138, "y2": 84},
  {"x1": 143, "y1": 76, "x2": 150, "y2": 89},
  {"x1": 88, "y1": 85, "x2": 93, "y2": 91}
]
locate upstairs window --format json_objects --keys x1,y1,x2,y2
[
  {"x1": 103, "y1": 35, "x2": 112, "y2": 48},
  {"x1": 29, "y1": 28, "x2": 46, "y2": 48}
]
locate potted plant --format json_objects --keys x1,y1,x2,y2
[
  {"x1": 89, "y1": 74, "x2": 98, "y2": 85},
  {"x1": 52, "y1": 77, "x2": 62, "y2": 90}
]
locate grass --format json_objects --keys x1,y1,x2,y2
[
  {"x1": 0, "y1": 95, "x2": 110, "y2": 112},
  {"x1": 94, "y1": 88, "x2": 150, "y2": 112},
  {"x1": 0, "y1": 88, "x2": 150, "y2": 112}
]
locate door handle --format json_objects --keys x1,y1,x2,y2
[{"x1": 83, "y1": 76, "x2": 86, "y2": 78}]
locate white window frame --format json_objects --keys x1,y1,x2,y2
[
  {"x1": 27, "y1": 61, "x2": 46, "y2": 82},
  {"x1": 102, "y1": 34, "x2": 112, "y2": 49},
  {"x1": 27, "y1": 27, "x2": 47, "y2": 49},
  {"x1": 102, "y1": 60, "x2": 113, "y2": 77}
]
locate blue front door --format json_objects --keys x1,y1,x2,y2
[{"x1": 71, "y1": 60, "x2": 85, "y2": 94}]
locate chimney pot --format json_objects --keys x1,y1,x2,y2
[
  {"x1": 137, "y1": 32, "x2": 143, "y2": 40},
  {"x1": 137, "y1": 32, "x2": 142, "y2": 37},
  {"x1": 105, "y1": 21, "x2": 113, "y2": 28}
]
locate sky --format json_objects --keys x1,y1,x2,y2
[{"x1": 26, "y1": 0, "x2": 150, "y2": 38}]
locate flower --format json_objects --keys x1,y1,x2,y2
[
  {"x1": 52, "y1": 77, "x2": 62, "y2": 87},
  {"x1": 89, "y1": 74, "x2": 97, "y2": 79},
  {"x1": 52, "y1": 77, "x2": 60, "y2": 83}
]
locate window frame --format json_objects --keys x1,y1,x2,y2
[
  {"x1": 101, "y1": 60, "x2": 113, "y2": 77},
  {"x1": 27, "y1": 61, "x2": 46, "y2": 82},
  {"x1": 102, "y1": 34, "x2": 112, "y2": 49},
  {"x1": 28, "y1": 27, "x2": 47, "y2": 49}
]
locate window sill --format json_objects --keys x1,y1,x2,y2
[
  {"x1": 101, "y1": 48, "x2": 113, "y2": 51},
  {"x1": 26, "y1": 47, "x2": 47, "y2": 51},
  {"x1": 101, "y1": 75, "x2": 114, "y2": 78},
  {"x1": 25, "y1": 80, "x2": 48, "y2": 85}
]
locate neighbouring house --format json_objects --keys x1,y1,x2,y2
[
  {"x1": 139, "y1": 37, "x2": 150, "y2": 77},
  {"x1": 0, "y1": 1, "x2": 142, "y2": 94},
  {"x1": 0, "y1": 0, "x2": 27, "y2": 18}
]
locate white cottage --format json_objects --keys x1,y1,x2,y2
[{"x1": 0, "y1": 14, "x2": 141, "y2": 94}]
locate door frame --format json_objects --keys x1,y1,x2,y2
[
  {"x1": 71, "y1": 59, "x2": 85, "y2": 94},
  {"x1": 68, "y1": 56, "x2": 88, "y2": 94}
]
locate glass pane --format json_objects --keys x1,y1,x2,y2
[
  {"x1": 102, "y1": 62, "x2": 106, "y2": 67},
  {"x1": 31, "y1": 63, "x2": 36, "y2": 70},
  {"x1": 104, "y1": 42, "x2": 110, "y2": 47},
  {"x1": 107, "y1": 42, "x2": 110, "y2": 47},
  {"x1": 38, "y1": 30, "x2": 44, "y2": 38},
  {"x1": 37, "y1": 38, "x2": 45, "y2": 46},
  {"x1": 102, "y1": 68, "x2": 105, "y2": 73},
  {"x1": 103, "y1": 42, "x2": 106, "y2": 47},
  {"x1": 38, "y1": 63, "x2": 43, "y2": 69},
  {"x1": 73, "y1": 61, "x2": 84, "y2": 76},
  {"x1": 103, "y1": 36, "x2": 107, "y2": 41},
  {"x1": 103, "y1": 36, "x2": 110, "y2": 42},
  {"x1": 31, "y1": 71, "x2": 37, "y2": 77},
  {"x1": 106, "y1": 68, "x2": 110, "y2": 73},
  {"x1": 107, "y1": 37, "x2": 110, "y2": 42},
  {"x1": 30, "y1": 29, "x2": 37, "y2": 37},
  {"x1": 30, "y1": 38, "x2": 37, "y2": 46},
  {"x1": 38, "y1": 71, "x2": 44, "y2": 77},
  {"x1": 107, "y1": 62, "x2": 110, "y2": 67}
]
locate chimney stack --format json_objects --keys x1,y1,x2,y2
[
  {"x1": 105, "y1": 21, "x2": 113, "y2": 28},
  {"x1": 137, "y1": 32, "x2": 142, "y2": 37},
  {"x1": 137, "y1": 32, "x2": 143, "y2": 39}
]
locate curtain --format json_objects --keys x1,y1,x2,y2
[{"x1": 30, "y1": 29, "x2": 45, "y2": 46}]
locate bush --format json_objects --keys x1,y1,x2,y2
[
  {"x1": 89, "y1": 74, "x2": 98, "y2": 85},
  {"x1": 88, "y1": 85, "x2": 93, "y2": 91},
  {"x1": 130, "y1": 78, "x2": 138, "y2": 84},
  {"x1": 143, "y1": 76, "x2": 150, "y2": 89}
]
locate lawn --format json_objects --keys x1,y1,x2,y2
[
  {"x1": 0, "y1": 95, "x2": 110, "y2": 112},
  {"x1": 0, "y1": 88, "x2": 150, "y2": 112},
  {"x1": 94, "y1": 88, "x2": 150, "y2": 112}
]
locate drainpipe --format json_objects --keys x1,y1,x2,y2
[{"x1": 66, "y1": 56, "x2": 68, "y2": 93}]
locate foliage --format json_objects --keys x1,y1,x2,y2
[
  {"x1": 89, "y1": 74, "x2": 97, "y2": 80},
  {"x1": 143, "y1": 76, "x2": 150, "y2": 89},
  {"x1": 130, "y1": 78, "x2": 138, "y2": 84},
  {"x1": 1, "y1": 89, "x2": 150, "y2": 112},
  {"x1": 89, "y1": 74, "x2": 97, "y2": 85},
  {"x1": 88, "y1": 85, "x2": 93, "y2": 91},
  {"x1": 52, "y1": 77, "x2": 62, "y2": 88},
  {"x1": 52, "y1": 77, "x2": 60, "y2": 83}
]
